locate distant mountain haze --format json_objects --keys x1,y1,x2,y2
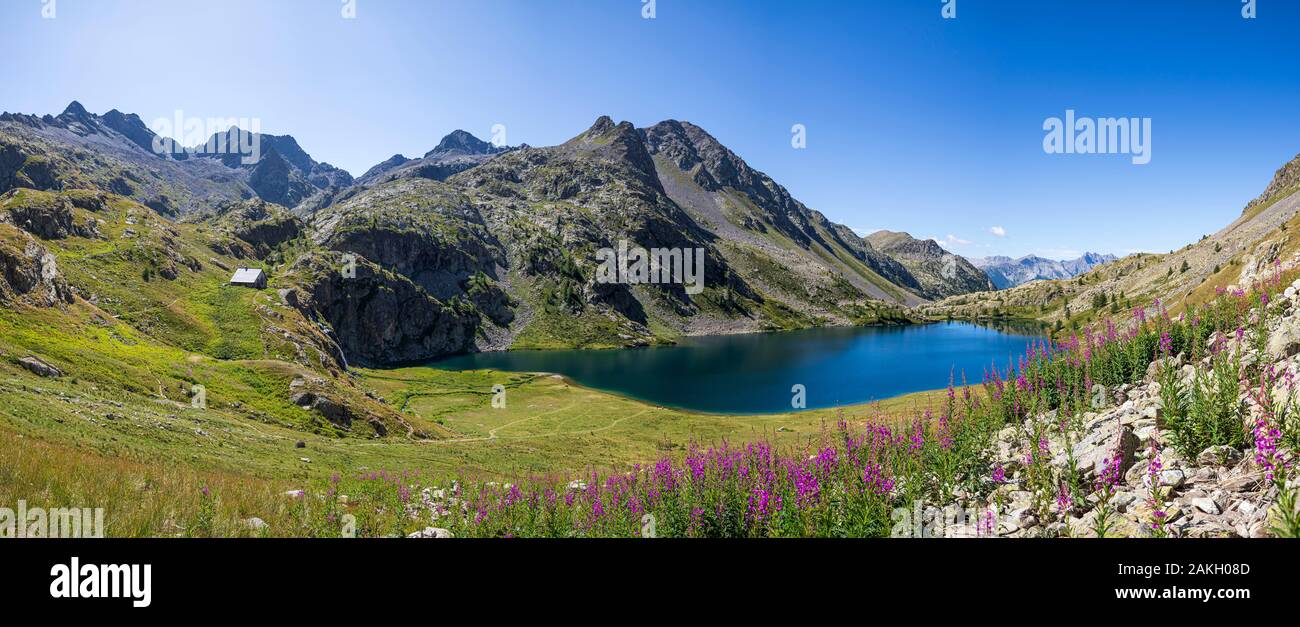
[{"x1": 971, "y1": 252, "x2": 1118, "y2": 289}]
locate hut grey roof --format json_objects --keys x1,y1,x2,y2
[{"x1": 230, "y1": 268, "x2": 265, "y2": 284}]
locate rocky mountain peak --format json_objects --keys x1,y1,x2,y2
[
  {"x1": 358, "y1": 154, "x2": 412, "y2": 182},
  {"x1": 584, "y1": 115, "x2": 617, "y2": 137},
  {"x1": 866, "y1": 231, "x2": 947, "y2": 259},
  {"x1": 641, "y1": 120, "x2": 744, "y2": 190},
  {"x1": 563, "y1": 116, "x2": 659, "y2": 183},
  {"x1": 61, "y1": 101, "x2": 90, "y2": 118},
  {"x1": 568, "y1": 116, "x2": 644, "y2": 148},
  {"x1": 50, "y1": 101, "x2": 104, "y2": 136},
  {"x1": 427, "y1": 130, "x2": 498, "y2": 159},
  {"x1": 101, "y1": 109, "x2": 163, "y2": 155}
]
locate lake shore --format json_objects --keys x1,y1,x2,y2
[{"x1": 430, "y1": 321, "x2": 1039, "y2": 414}]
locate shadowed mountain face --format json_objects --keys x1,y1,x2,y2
[
  {"x1": 972, "y1": 252, "x2": 1118, "y2": 289},
  {"x1": 638, "y1": 120, "x2": 951, "y2": 305},
  {"x1": 1, "y1": 105, "x2": 1006, "y2": 367}
]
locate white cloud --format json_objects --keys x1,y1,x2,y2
[
  {"x1": 932, "y1": 234, "x2": 971, "y2": 249},
  {"x1": 989, "y1": 226, "x2": 1007, "y2": 237}
]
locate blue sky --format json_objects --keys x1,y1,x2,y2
[{"x1": 2, "y1": 0, "x2": 1298, "y2": 260}]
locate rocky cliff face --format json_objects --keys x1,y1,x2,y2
[
  {"x1": 286, "y1": 251, "x2": 479, "y2": 367},
  {"x1": 209, "y1": 199, "x2": 304, "y2": 259},
  {"x1": 310, "y1": 177, "x2": 509, "y2": 303},
  {"x1": 0, "y1": 222, "x2": 74, "y2": 307}
]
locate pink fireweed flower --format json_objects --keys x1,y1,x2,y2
[
  {"x1": 1146, "y1": 443, "x2": 1163, "y2": 488},
  {"x1": 991, "y1": 464, "x2": 1006, "y2": 484},
  {"x1": 747, "y1": 488, "x2": 781, "y2": 523},
  {"x1": 909, "y1": 421, "x2": 925, "y2": 452},
  {"x1": 1254, "y1": 416, "x2": 1283, "y2": 481},
  {"x1": 815, "y1": 446, "x2": 839, "y2": 475},
  {"x1": 653, "y1": 458, "x2": 676, "y2": 491},
  {"x1": 1056, "y1": 482, "x2": 1073, "y2": 515},
  {"x1": 1159, "y1": 332, "x2": 1173, "y2": 355},
  {"x1": 937, "y1": 414, "x2": 954, "y2": 450},
  {"x1": 1094, "y1": 449, "x2": 1123, "y2": 496},
  {"x1": 792, "y1": 466, "x2": 821, "y2": 507},
  {"x1": 687, "y1": 508, "x2": 705, "y2": 536},
  {"x1": 503, "y1": 484, "x2": 522, "y2": 507},
  {"x1": 862, "y1": 463, "x2": 895, "y2": 496}
]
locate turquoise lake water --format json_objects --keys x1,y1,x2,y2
[{"x1": 429, "y1": 321, "x2": 1044, "y2": 414}]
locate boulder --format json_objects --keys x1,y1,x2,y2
[
  {"x1": 1196, "y1": 445, "x2": 1242, "y2": 468},
  {"x1": 1159, "y1": 469, "x2": 1186, "y2": 489},
  {"x1": 291, "y1": 390, "x2": 352, "y2": 428},
  {"x1": 17, "y1": 355, "x2": 61, "y2": 377},
  {"x1": 1268, "y1": 321, "x2": 1300, "y2": 359},
  {"x1": 1064, "y1": 421, "x2": 1141, "y2": 482},
  {"x1": 1189, "y1": 497, "x2": 1221, "y2": 515}
]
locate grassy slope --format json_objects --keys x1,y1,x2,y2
[{"x1": 1, "y1": 355, "x2": 953, "y2": 535}]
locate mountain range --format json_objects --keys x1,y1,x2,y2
[
  {"x1": 971, "y1": 252, "x2": 1118, "y2": 289},
  {"x1": 0, "y1": 103, "x2": 1011, "y2": 370}
]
